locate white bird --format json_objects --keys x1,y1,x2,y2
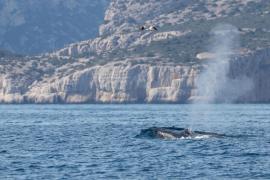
[
  {"x1": 139, "y1": 25, "x2": 158, "y2": 31},
  {"x1": 148, "y1": 25, "x2": 158, "y2": 31}
]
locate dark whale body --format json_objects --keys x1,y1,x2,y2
[{"x1": 136, "y1": 127, "x2": 225, "y2": 139}]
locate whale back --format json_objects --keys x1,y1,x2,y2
[{"x1": 136, "y1": 127, "x2": 225, "y2": 139}]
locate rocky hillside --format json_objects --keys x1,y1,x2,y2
[
  {"x1": 55, "y1": 0, "x2": 270, "y2": 64},
  {"x1": 1, "y1": 0, "x2": 270, "y2": 103},
  {"x1": 0, "y1": 0, "x2": 108, "y2": 55}
]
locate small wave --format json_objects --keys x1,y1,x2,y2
[
  {"x1": 175, "y1": 135, "x2": 211, "y2": 140},
  {"x1": 193, "y1": 135, "x2": 211, "y2": 139}
]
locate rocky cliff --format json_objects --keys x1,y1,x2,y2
[
  {"x1": 0, "y1": 0, "x2": 270, "y2": 103},
  {"x1": 25, "y1": 64, "x2": 197, "y2": 103}
]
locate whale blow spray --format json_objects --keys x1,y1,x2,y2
[{"x1": 195, "y1": 24, "x2": 253, "y2": 103}]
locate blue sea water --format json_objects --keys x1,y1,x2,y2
[{"x1": 0, "y1": 104, "x2": 269, "y2": 179}]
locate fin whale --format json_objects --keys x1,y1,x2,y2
[{"x1": 136, "y1": 127, "x2": 225, "y2": 139}]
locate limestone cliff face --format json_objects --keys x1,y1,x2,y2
[
  {"x1": 228, "y1": 49, "x2": 270, "y2": 103},
  {"x1": 1, "y1": 48, "x2": 270, "y2": 104},
  {"x1": 24, "y1": 64, "x2": 198, "y2": 103}
]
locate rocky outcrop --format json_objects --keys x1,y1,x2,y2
[
  {"x1": 54, "y1": 0, "x2": 269, "y2": 59},
  {"x1": 0, "y1": 48, "x2": 270, "y2": 104},
  {"x1": 24, "y1": 64, "x2": 198, "y2": 103}
]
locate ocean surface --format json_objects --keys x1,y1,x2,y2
[{"x1": 0, "y1": 104, "x2": 269, "y2": 179}]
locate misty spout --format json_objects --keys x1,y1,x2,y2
[{"x1": 194, "y1": 24, "x2": 254, "y2": 103}]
